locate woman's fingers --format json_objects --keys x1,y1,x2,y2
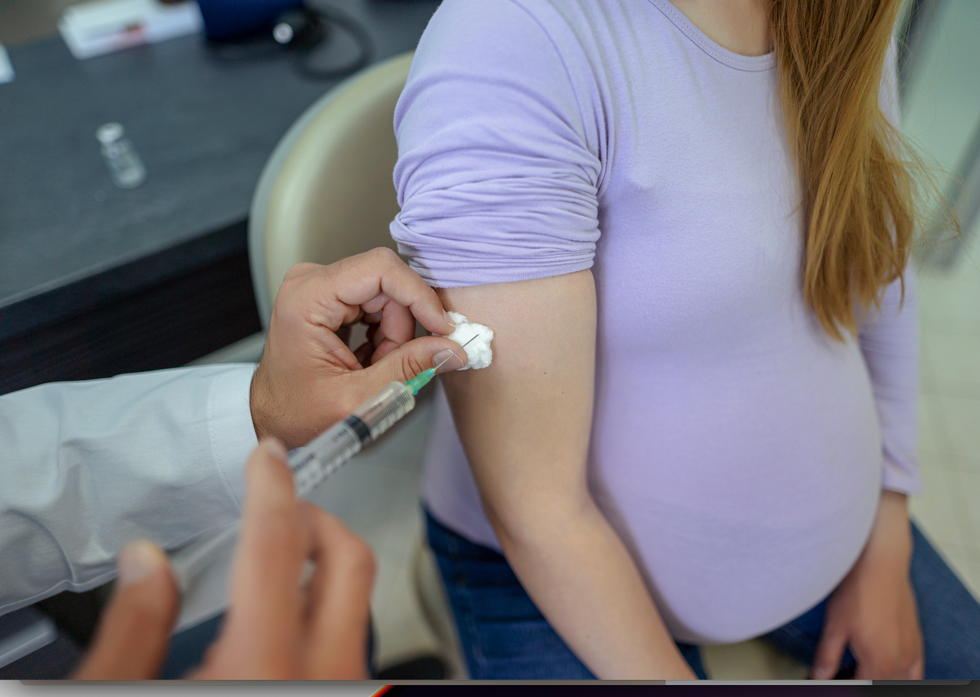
[
  {"x1": 299, "y1": 504, "x2": 376, "y2": 679},
  {"x1": 812, "y1": 621, "x2": 848, "y2": 680},
  {"x1": 74, "y1": 541, "x2": 178, "y2": 680}
]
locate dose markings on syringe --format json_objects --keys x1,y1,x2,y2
[
  {"x1": 289, "y1": 427, "x2": 361, "y2": 496},
  {"x1": 292, "y1": 453, "x2": 332, "y2": 495}
]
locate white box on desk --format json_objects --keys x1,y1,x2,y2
[{"x1": 59, "y1": 0, "x2": 204, "y2": 60}]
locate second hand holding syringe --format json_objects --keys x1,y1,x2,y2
[{"x1": 170, "y1": 335, "x2": 478, "y2": 594}]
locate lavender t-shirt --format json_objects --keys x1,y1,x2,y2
[{"x1": 390, "y1": 0, "x2": 920, "y2": 644}]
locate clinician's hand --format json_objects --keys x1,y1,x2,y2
[
  {"x1": 812, "y1": 491, "x2": 924, "y2": 680},
  {"x1": 251, "y1": 247, "x2": 466, "y2": 449},
  {"x1": 74, "y1": 439, "x2": 376, "y2": 680}
]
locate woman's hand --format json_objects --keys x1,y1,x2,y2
[{"x1": 813, "y1": 490, "x2": 924, "y2": 680}]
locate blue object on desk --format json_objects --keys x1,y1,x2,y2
[{"x1": 196, "y1": 0, "x2": 302, "y2": 41}]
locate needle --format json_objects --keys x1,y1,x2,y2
[{"x1": 434, "y1": 334, "x2": 479, "y2": 371}]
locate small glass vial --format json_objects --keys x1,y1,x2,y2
[{"x1": 96, "y1": 122, "x2": 146, "y2": 189}]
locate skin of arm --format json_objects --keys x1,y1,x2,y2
[{"x1": 438, "y1": 270, "x2": 695, "y2": 680}]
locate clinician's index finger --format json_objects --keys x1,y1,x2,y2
[{"x1": 330, "y1": 248, "x2": 454, "y2": 336}]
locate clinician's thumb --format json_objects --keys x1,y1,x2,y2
[
  {"x1": 74, "y1": 540, "x2": 179, "y2": 680},
  {"x1": 366, "y1": 335, "x2": 468, "y2": 386}
]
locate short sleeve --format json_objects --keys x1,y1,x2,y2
[{"x1": 389, "y1": 0, "x2": 601, "y2": 287}]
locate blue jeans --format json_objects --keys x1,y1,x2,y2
[{"x1": 425, "y1": 509, "x2": 980, "y2": 680}]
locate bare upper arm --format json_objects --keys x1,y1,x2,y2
[{"x1": 436, "y1": 270, "x2": 597, "y2": 543}]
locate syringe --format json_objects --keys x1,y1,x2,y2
[{"x1": 169, "y1": 335, "x2": 476, "y2": 595}]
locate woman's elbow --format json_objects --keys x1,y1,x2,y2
[{"x1": 481, "y1": 486, "x2": 598, "y2": 552}]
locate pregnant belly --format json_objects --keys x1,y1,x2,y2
[{"x1": 588, "y1": 344, "x2": 882, "y2": 644}]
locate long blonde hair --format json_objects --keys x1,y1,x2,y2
[{"x1": 769, "y1": 0, "x2": 913, "y2": 341}]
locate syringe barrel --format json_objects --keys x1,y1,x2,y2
[
  {"x1": 288, "y1": 381, "x2": 415, "y2": 497},
  {"x1": 350, "y1": 381, "x2": 416, "y2": 438}
]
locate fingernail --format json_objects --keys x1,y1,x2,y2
[
  {"x1": 118, "y1": 540, "x2": 165, "y2": 587},
  {"x1": 433, "y1": 349, "x2": 466, "y2": 374},
  {"x1": 442, "y1": 310, "x2": 456, "y2": 329},
  {"x1": 263, "y1": 438, "x2": 288, "y2": 463}
]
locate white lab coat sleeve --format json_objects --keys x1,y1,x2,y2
[{"x1": 0, "y1": 364, "x2": 258, "y2": 616}]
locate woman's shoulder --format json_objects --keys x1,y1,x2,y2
[
  {"x1": 409, "y1": 0, "x2": 664, "y2": 124},
  {"x1": 404, "y1": 0, "x2": 606, "y2": 137},
  {"x1": 416, "y1": 0, "x2": 653, "y2": 72},
  {"x1": 416, "y1": 0, "x2": 591, "y2": 68}
]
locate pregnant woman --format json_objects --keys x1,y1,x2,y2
[{"x1": 389, "y1": 0, "x2": 980, "y2": 679}]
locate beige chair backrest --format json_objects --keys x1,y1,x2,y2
[{"x1": 249, "y1": 51, "x2": 414, "y2": 327}]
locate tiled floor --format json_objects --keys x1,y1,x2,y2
[
  {"x1": 913, "y1": 244, "x2": 980, "y2": 601},
  {"x1": 902, "y1": 0, "x2": 980, "y2": 608}
]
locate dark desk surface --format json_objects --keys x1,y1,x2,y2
[{"x1": 0, "y1": 0, "x2": 440, "y2": 394}]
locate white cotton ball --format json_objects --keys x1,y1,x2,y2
[{"x1": 441, "y1": 311, "x2": 494, "y2": 370}]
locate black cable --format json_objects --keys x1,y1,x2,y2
[
  {"x1": 205, "y1": 35, "x2": 292, "y2": 63},
  {"x1": 294, "y1": 4, "x2": 373, "y2": 81},
  {"x1": 203, "y1": 2, "x2": 373, "y2": 83}
]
